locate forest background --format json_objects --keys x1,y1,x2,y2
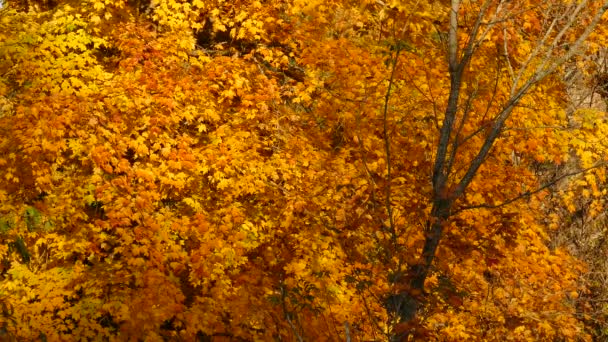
[{"x1": 3, "y1": 0, "x2": 608, "y2": 341}]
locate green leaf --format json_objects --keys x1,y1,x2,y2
[
  {"x1": 0, "y1": 216, "x2": 12, "y2": 234},
  {"x1": 12, "y1": 236, "x2": 29, "y2": 264},
  {"x1": 24, "y1": 206, "x2": 41, "y2": 232}
]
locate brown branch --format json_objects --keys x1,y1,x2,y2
[
  {"x1": 382, "y1": 46, "x2": 401, "y2": 245},
  {"x1": 455, "y1": 162, "x2": 606, "y2": 213}
]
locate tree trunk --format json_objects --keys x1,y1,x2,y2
[{"x1": 386, "y1": 197, "x2": 452, "y2": 339}]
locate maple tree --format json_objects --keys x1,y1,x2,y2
[{"x1": 2, "y1": 0, "x2": 608, "y2": 340}]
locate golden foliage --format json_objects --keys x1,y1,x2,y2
[{"x1": 0, "y1": 0, "x2": 607, "y2": 340}]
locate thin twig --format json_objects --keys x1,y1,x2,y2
[
  {"x1": 344, "y1": 321, "x2": 352, "y2": 342},
  {"x1": 280, "y1": 285, "x2": 304, "y2": 342},
  {"x1": 382, "y1": 46, "x2": 401, "y2": 245},
  {"x1": 455, "y1": 162, "x2": 606, "y2": 213}
]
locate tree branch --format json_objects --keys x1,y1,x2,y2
[
  {"x1": 455, "y1": 162, "x2": 606, "y2": 213},
  {"x1": 382, "y1": 46, "x2": 402, "y2": 246}
]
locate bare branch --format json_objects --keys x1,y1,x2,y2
[
  {"x1": 453, "y1": 1, "x2": 608, "y2": 198},
  {"x1": 453, "y1": 81, "x2": 535, "y2": 197},
  {"x1": 461, "y1": 0, "x2": 504, "y2": 63},
  {"x1": 382, "y1": 47, "x2": 402, "y2": 245},
  {"x1": 504, "y1": 125, "x2": 567, "y2": 131},
  {"x1": 432, "y1": 0, "x2": 463, "y2": 191},
  {"x1": 455, "y1": 162, "x2": 607, "y2": 213},
  {"x1": 448, "y1": 0, "x2": 461, "y2": 70},
  {"x1": 446, "y1": 82, "x2": 478, "y2": 175},
  {"x1": 535, "y1": 1, "x2": 588, "y2": 75},
  {"x1": 502, "y1": 25, "x2": 515, "y2": 81},
  {"x1": 540, "y1": 3, "x2": 608, "y2": 78},
  {"x1": 434, "y1": 0, "x2": 501, "y2": 192},
  {"x1": 511, "y1": 3, "x2": 562, "y2": 95},
  {"x1": 344, "y1": 321, "x2": 352, "y2": 342}
]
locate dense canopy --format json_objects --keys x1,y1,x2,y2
[{"x1": 2, "y1": 0, "x2": 608, "y2": 340}]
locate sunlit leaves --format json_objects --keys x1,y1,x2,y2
[{"x1": 0, "y1": 0, "x2": 607, "y2": 341}]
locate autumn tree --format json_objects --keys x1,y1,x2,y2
[
  {"x1": 389, "y1": 0, "x2": 608, "y2": 327},
  {"x1": 291, "y1": 0, "x2": 608, "y2": 339},
  {"x1": 1, "y1": 0, "x2": 608, "y2": 341}
]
